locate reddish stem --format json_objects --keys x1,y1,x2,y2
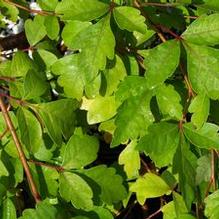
[
  {"x1": 0, "y1": 97, "x2": 41, "y2": 203},
  {"x1": 28, "y1": 159, "x2": 65, "y2": 172}
]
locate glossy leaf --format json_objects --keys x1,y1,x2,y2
[
  {"x1": 84, "y1": 165, "x2": 127, "y2": 205},
  {"x1": 34, "y1": 99, "x2": 79, "y2": 145},
  {"x1": 205, "y1": 190, "x2": 219, "y2": 219},
  {"x1": 102, "y1": 55, "x2": 127, "y2": 96},
  {"x1": 62, "y1": 133, "x2": 99, "y2": 169},
  {"x1": 130, "y1": 173, "x2": 171, "y2": 205},
  {"x1": 141, "y1": 40, "x2": 180, "y2": 89},
  {"x1": 156, "y1": 84, "x2": 183, "y2": 120},
  {"x1": 183, "y1": 14, "x2": 219, "y2": 46},
  {"x1": 183, "y1": 122, "x2": 219, "y2": 149},
  {"x1": 24, "y1": 15, "x2": 47, "y2": 46},
  {"x1": 115, "y1": 76, "x2": 148, "y2": 105},
  {"x1": 113, "y1": 6, "x2": 147, "y2": 33},
  {"x1": 52, "y1": 54, "x2": 85, "y2": 100},
  {"x1": 1, "y1": 198, "x2": 16, "y2": 219},
  {"x1": 70, "y1": 14, "x2": 115, "y2": 83},
  {"x1": 81, "y1": 96, "x2": 117, "y2": 124},
  {"x1": 196, "y1": 155, "x2": 211, "y2": 185},
  {"x1": 44, "y1": 16, "x2": 60, "y2": 40},
  {"x1": 24, "y1": 69, "x2": 48, "y2": 99},
  {"x1": 18, "y1": 201, "x2": 58, "y2": 219},
  {"x1": 59, "y1": 172, "x2": 93, "y2": 210},
  {"x1": 137, "y1": 122, "x2": 179, "y2": 168},
  {"x1": 37, "y1": 0, "x2": 58, "y2": 10},
  {"x1": 119, "y1": 141, "x2": 140, "y2": 179},
  {"x1": 55, "y1": 0, "x2": 109, "y2": 21},
  {"x1": 189, "y1": 94, "x2": 210, "y2": 129},
  {"x1": 185, "y1": 43, "x2": 219, "y2": 99},
  {"x1": 11, "y1": 51, "x2": 33, "y2": 77},
  {"x1": 112, "y1": 92, "x2": 154, "y2": 147},
  {"x1": 17, "y1": 107, "x2": 44, "y2": 153}
]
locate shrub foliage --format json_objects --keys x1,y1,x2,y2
[{"x1": 0, "y1": 0, "x2": 219, "y2": 218}]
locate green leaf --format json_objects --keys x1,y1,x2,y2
[
  {"x1": 34, "y1": 99, "x2": 79, "y2": 145},
  {"x1": 11, "y1": 51, "x2": 33, "y2": 77},
  {"x1": 189, "y1": 94, "x2": 210, "y2": 129},
  {"x1": 130, "y1": 173, "x2": 171, "y2": 205},
  {"x1": 183, "y1": 122, "x2": 219, "y2": 149},
  {"x1": 44, "y1": 16, "x2": 60, "y2": 40},
  {"x1": 19, "y1": 200, "x2": 58, "y2": 219},
  {"x1": 112, "y1": 92, "x2": 154, "y2": 147},
  {"x1": 62, "y1": 133, "x2": 99, "y2": 169},
  {"x1": 133, "y1": 29, "x2": 155, "y2": 46},
  {"x1": 156, "y1": 84, "x2": 183, "y2": 120},
  {"x1": 115, "y1": 76, "x2": 148, "y2": 105},
  {"x1": 24, "y1": 15, "x2": 47, "y2": 46},
  {"x1": 84, "y1": 165, "x2": 127, "y2": 205},
  {"x1": 1, "y1": 198, "x2": 16, "y2": 219},
  {"x1": 24, "y1": 69, "x2": 48, "y2": 99},
  {"x1": 162, "y1": 201, "x2": 176, "y2": 219},
  {"x1": 81, "y1": 96, "x2": 117, "y2": 124},
  {"x1": 102, "y1": 55, "x2": 127, "y2": 96},
  {"x1": 37, "y1": 0, "x2": 58, "y2": 10},
  {"x1": 52, "y1": 54, "x2": 85, "y2": 100},
  {"x1": 59, "y1": 172, "x2": 93, "y2": 210},
  {"x1": 196, "y1": 155, "x2": 211, "y2": 185},
  {"x1": 205, "y1": 190, "x2": 219, "y2": 219},
  {"x1": 0, "y1": 158, "x2": 8, "y2": 177},
  {"x1": 137, "y1": 122, "x2": 179, "y2": 168},
  {"x1": 17, "y1": 107, "x2": 44, "y2": 154},
  {"x1": 182, "y1": 14, "x2": 219, "y2": 46},
  {"x1": 113, "y1": 6, "x2": 147, "y2": 34},
  {"x1": 185, "y1": 43, "x2": 219, "y2": 99},
  {"x1": 37, "y1": 49, "x2": 58, "y2": 70},
  {"x1": 92, "y1": 207, "x2": 114, "y2": 219},
  {"x1": 118, "y1": 141, "x2": 140, "y2": 179},
  {"x1": 201, "y1": 0, "x2": 219, "y2": 11},
  {"x1": 141, "y1": 40, "x2": 180, "y2": 89},
  {"x1": 55, "y1": 0, "x2": 109, "y2": 21},
  {"x1": 70, "y1": 14, "x2": 115, "y2": 83},
  {"x1": 162, "y1": 192, "x2": 195, "y2": 219},
  {"x1": 30, "y1": 164, "x2": 59, "y2": 197},
  {"x1": 173, "y1": 135, "x2": 196, "y2": 209},
  {"x1": 62, "y1": 21, "x2": 91, "y2": 49}
]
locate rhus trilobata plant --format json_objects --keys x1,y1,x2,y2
[{"x1": 1, "y1": 0, "x2": 219, "y2": 218}]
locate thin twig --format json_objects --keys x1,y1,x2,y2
[
  {"x1": 0, "y1": 97, "x2": 41, "y2": 203},
  {"x1": 145, "y1": 208, "x2": 162, "y2": 219},
  {"x1": 0, "y1": 93, "x2": 27, "y2": 106},
  {"x1": 0, "y1": 76, "x2": 16, "y2": 82},
  {"x1": 4, "y1": 0, "x2": 57, "y2": 16},
  {"x1": 140, "y1": 157, "x2": 151, "y2": 173},
  {"x1": 184, "y1": 15, "x2": 198, "y2": 20},
  {"x1": 205, "y1": 150, "x2": 216, "y2": 197},
  {"x1": 133, "y1": 0, "x2": 167, "y2": 43},
  {"x1": 28, "y1": 159, "x2": 65, "y2": 172},
  {"x1": 179, "y1": 63, "x2": 195, "y2": 99}
]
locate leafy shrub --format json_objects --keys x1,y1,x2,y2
[{"x1": 0, "y1": 0, "x2": 219, "y2": 218}]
